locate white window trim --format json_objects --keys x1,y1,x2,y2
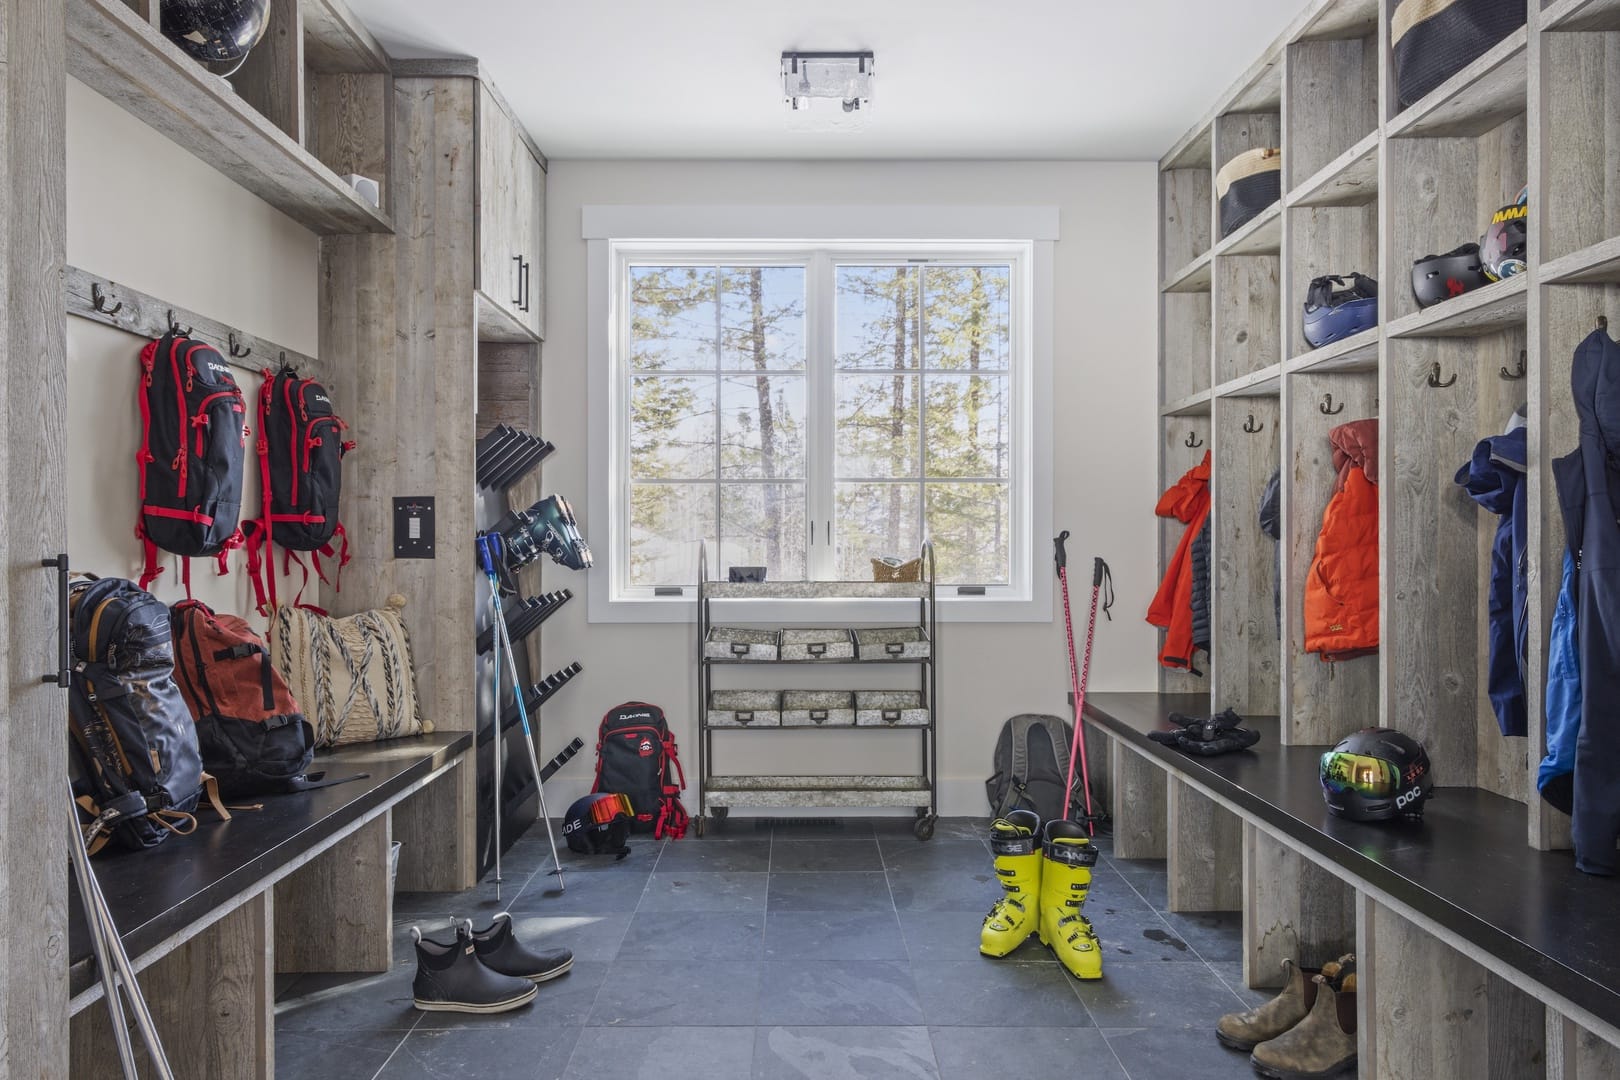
[{"x1": 585, "y1": 205, "x2": 1056, "y2": 625}]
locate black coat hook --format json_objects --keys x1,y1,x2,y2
[
  {"x1": 166, "y1": 309, "x2": 192, "y2": 336},
  {"x1": 228, "y1": 332, "x2": 251, "y2": 359},
  {"x1": 1185, "y1": 430, "x2": 1204, "y2": 449},
  {"x1": 1320, "y1": 393, "x2": 1344, "y2": 416},
  {"x1": 1501, "y1": 351, "x2": 1526, "y2": 381},
  {"x1": 1428, "y1": 362, "x2": 1457, "y2": 389},
  {"x1": 90, "y1": 282, "x2": 122, "y2": 316},
  {"x1": 1243, "y1": 414, "x2": 1264, "y2": 434},
  {"x1": 1600, "y1": 315, "x2": 1610, "y2": 334}
]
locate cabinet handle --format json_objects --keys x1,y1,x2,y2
[
  {"x1": 521, "y1": 258, "x2": 532, "y2": 313},
  {"x1": 512, "y1": 255, "x2": 524, "y2": 307},
  {"x1": 41, "y1": 554, "x2": 70, "y2": 687}
]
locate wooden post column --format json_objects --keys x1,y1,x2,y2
[
  {"x1": 1242, "y1": 823, "x2": 1354, "y2": 987},
  {"x1": 1108, "y1": 739, "x2": 1167, "y2": 859},
  {"x1": 1166, "y1": 775, "x2": 1242, "y2": 912},
  {"x1": 274, "y1": 816, "x2": 393, "y2": 973}
]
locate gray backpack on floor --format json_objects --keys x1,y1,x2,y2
[{"x1": 986, "y1": 714, "x2": 1077, "y2": 823}]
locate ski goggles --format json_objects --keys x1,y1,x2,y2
[
  {"x1": 589, "y1": 793, "x2": 635, "y2": 824},
  {"x1": 1319, "y1": 751, "x2": 1400, "y2": 798}
]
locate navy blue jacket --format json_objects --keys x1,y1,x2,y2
[
  {"x1": 1538, "y1": 551, "x2": 1580, "y2": 814},
  {"x1": 1554, "y1": 327, "x2": 1620, "y2": 875},
  {"x1": 1455, "y1": 411, "x2": 1528, "y2": 737}
]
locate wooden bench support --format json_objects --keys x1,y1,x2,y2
[
  {"x1": 70, "y1": 893, "x2": 274, "y2": 1080},
  {"x1": 392, "y1": 757, "x2": 475, "y2": 892},
  {"x1": 1359, "y1": 893, "x2": 1545, "y2": 1080},
  {"x1": 1166, "y1": 774, "x2": 1242, "y2": 912},
  {"x1": 1109, "y1": 740, "x2": 1167, "y2": 858},
  {"x1": 274, "y1": 814, "x2": 393, "y2": 974},
  {"x1": 1241, "y1": 823, "x2": 1355, "y2": 987},
  {"x1": 1547, "y1": 1006, "x2": 1620, "y2": 1079}
]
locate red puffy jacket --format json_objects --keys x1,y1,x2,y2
[
  {"x1": 1147, "y1": 452, "x2": 1211, "y2": 671},
  {"x1": 1305, "y1": 419, "x2": 1379, "y2": 661}
]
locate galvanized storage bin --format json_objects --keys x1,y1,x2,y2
[
  {"x1": 854, "y1": 626, "x2": 931, "y2": 661},
  {"x1": 704, "y1": 626, "x2": 780, "y2": 661},
  {"x1": 780, "y1": 628, "x2": 855, "y2": 661},
  {"x1": 708, "y1": 690, "x2": 782, "y2": 727},
  {"x1": 855, "y1": 690, "x2": 929, "y2": 727},
  {"x1": 781, "y1": 690, "x2": 856, "y2": 727}
]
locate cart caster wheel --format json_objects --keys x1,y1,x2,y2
[
  {"x1": 913, "y1": 814, "x2": 936, "y2": 841},
  {"x1": 711, "y1": 806, "x2": 729, "y2": 821}
]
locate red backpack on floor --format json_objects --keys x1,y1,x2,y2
[
  {"x1": 592, "y1": 702, "x2": 688, "y2": 839},
  {"x1": 242, "y1": 365, "x2": 355, "y2": 613}
]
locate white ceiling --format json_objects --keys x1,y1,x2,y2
[{"x1": 346, "y1": 0, "x2": 1306, "y2": 161}]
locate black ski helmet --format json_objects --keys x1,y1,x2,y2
[
  {"x1": 161, "y1": 0, "x2": 272, "y2": 65},
  {"x1": 1411, "y1": 244, "x2": 1490, "y2": 309},
  {"x1": 562, "y1": 793, "x2": 632, "y2": 857},
  {"x1": 1320, "y1": 728, "x2": 1433, "y2": 822}
]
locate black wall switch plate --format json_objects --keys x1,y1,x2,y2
[{"x1": 393, "y1": 496, "x2": 436, "y2": 558}]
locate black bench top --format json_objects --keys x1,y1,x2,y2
[
  {"x1": 1085, "y1": 692, "x2": 1620, "y2": 1033},
  {"x1": 68, "y1": 731, "x2": 470, "y2": 1000}
]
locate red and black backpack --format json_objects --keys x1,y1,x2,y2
[
  {"x1": 136, "y1": 333, "x2": 248, "y2": 596},
  {"x1": 243, "y1": 365, "x2": 354, "y2": 613},
  {"x1": 592, "y1": 702, "x2": 688, "y2": 839}
]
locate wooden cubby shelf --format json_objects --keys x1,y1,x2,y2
[
  {"x1": 1542, "y1": 237, "x2": 1620, "y2": 285},
  {"x1": 1287, "y1": 132, "x2": 1378, "y2": 208},
  {"x1": 1215, "y1": 364, "x2": 1283, "y2": 399},
  {"x1": 1160, "y1": 389, "x2": 1213, "y2": 417},
  {"x1": 66, "y1": 0, "x2": 393, "y2": 235},
  {"x1": 1217, "y1": 202, "x2": 1283, "y2": 257},
  {"x1": 1385, "y1": 276, "x2": 1528, "y2": 339},
  {"x1": 1542, "y1": 0, "x2": 1620, "y2": 32},
  {"x1": 1163, "y1": 251, "x2": 1214, "y2": 294},
  {"x1": 1286, "y1": 325, "x2": 1379, "y2": 373},
  {"x1": 1386, "y1": 25, "x2": 1529, "y2": 139}
]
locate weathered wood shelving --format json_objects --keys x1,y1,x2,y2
[{"x1": 1149, "y1": 0, "x2": 1620, "y2": 1071}]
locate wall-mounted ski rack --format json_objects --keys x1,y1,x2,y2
[
  {"x1": 495, "y1": 661, "x2": 584, "y2": 735},
  {"x1": 476, "y1": 424, "x2": 555, "y2": 491},
  {"x1": 476, "y1": 589, "x2": 573, "y2": 654},
  {"x1": 63, "y1": 265, "x2": 333, "y2": 386}
]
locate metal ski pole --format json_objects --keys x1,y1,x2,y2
[
  {"x1": 1055, "y1": 532, "x2": 1111, "y2": 837},
  {"x1": 71, "y1": 807, "x2": 141, "y2": 1079},
  {"x1": 478, "y1": 535, "x2": 506, "y2": 899}
]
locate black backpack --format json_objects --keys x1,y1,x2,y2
[
  {"x1": 986, "y1": 714, "x2": 1080, "y2": 823},
  {"x1": 68, "y1": 577, "x2": 206, "y2": 853},
  {"x1": 135, "y1": 333, "x2": 247, "y2": 595},
  {"x1": 244, "y1": 365, "x2": 354, "y2": 612},
  {"x1": 591, "y1": 702, "x2": 688, "y2": 839}
]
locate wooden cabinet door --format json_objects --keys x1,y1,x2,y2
[
  {"x1": 515, "y1": 143, "x2": 545, "y2": 339},
  {"x1": 477, "y1": 84, "x2": 522, "y2": 320}
]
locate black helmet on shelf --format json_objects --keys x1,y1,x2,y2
[
  {"x1": 1480, "y1": 192, "x2": 1529, "y2": 282},
  {"x1": 1411, "y1": 243, "x2": 1490, "y2": 309},
  {"x1": 161, "y1": 0, "x2": 272, "y2": 66},
  {"x1": 1302, "y1": 273, "x2": 1378, "y2": 349},
  {"x1": 561, "y1": 793, "x2": 633, "y2": 857},
  {"x1": 1320, "y1": 728, "x2": 1434, "y2": 822}
]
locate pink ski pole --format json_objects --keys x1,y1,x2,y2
[{"x1": 1055, "y1": 531, "x2": 1111, "y2": 836}]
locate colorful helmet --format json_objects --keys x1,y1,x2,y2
[
  {"x1": 1411, "y1": 243, "x2": 1490, "y2": 309},
  {"x1": 1480, "y1": 193, "x2": 1528, "y2": 282},
  {"x1": 160, "y1": 0, "x2": 272, "y2": 64},
  {"x1": 1320, "y1": 728, "x2": 1433, "y2": 822},
  {"x1": 1302, "y1": 273, "x2": 1378, "y2": 349},
  {"x1": 562, "y1": 793, "x2": 633, "y2": 857}
]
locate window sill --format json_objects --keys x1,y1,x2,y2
[{"x1": 587, "y1": 592, "x2": 1051, "y2": 625}]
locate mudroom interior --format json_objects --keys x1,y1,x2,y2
[{"x1": 1, "y1": 0, "x2": 1618, "y2": 1078}]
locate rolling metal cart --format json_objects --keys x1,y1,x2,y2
[{"x1": 694, "y1": 541, "x2": 940, "y2": 839}]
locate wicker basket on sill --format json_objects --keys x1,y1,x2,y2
[{"x1": 871, "y1": 556, "x2": 922, "y2": 583}]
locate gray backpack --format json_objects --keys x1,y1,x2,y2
[{"x1": 985, "y1": 714, "x2": 1078, "y2": 823}]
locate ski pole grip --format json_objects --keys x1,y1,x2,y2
[
  {"x1": 1093, "y1": 557, "x2": 1105, "y2": 588},
  {"x1": 1054, "y1": 530, "x2": 1069, "y2": 570},
  {"x1": 476, "y1": 533, "x2": 500, "y2": 576}
]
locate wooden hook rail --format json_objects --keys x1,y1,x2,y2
[{"x1": 64, "y1": 265, "x2": 331, "y2": 385}]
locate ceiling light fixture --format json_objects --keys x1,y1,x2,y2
[{"x1": 781, "y1": 51, "x2": 874, "y2": 113}]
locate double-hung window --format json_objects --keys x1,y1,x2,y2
[{"x1": 588, "y1": 216, "x2": 1052, "y2": 622}]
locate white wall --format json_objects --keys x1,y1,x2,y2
[
  {"x1": 540, "y1": 159, "x2": 1162, "y2": 816},
  {"x1": 65, "y1": 78, "x2": 319, "y2": 625}
]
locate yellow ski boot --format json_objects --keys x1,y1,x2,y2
[
  {"x1": 979, "y1": 810, "x2": 1042, "y2": 957},
  {"x1": 1039, "y1": 819, "x2": 1103, "y2": 980}
]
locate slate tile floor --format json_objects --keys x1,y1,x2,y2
[{"x1": 275, "y1": 818, "x2": 1265, "y2": 1079}]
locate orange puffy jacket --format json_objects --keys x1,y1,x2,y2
[
  {"x1": 1147, "y1": 452, "x2": 1211, "y2": 671},
  {"x1": 1304, "y1": 419, "x2": 1379, "y2": 661}
]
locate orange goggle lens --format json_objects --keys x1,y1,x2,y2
[
  {"x1": 1319, "y1": 751, "x2": 1400, "y2": 797},
  {"x1": 591, "y1": 793, "x2": 634, "y2": 824}
]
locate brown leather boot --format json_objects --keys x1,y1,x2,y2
[
  {"x1": 1215, "y1": 958, "x2": 1320, "y2": 1051},
  {"x1": 1249, "y1": 963, "x2": 1358, "y2": 1080}
]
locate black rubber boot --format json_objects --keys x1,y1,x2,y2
[
  {"x1": 471, "y1": 912, "x2": 574, "y2": 982},
  {"x1": 411, "y1": 922, "x2": 538, "y2": 1014}
]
